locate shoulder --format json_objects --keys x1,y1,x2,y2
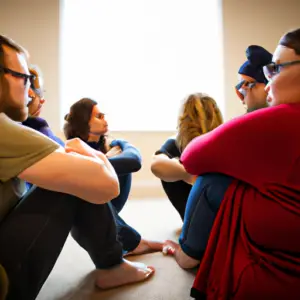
[
  {"x1": 0, "y1": 113, "x2": 59, "y2": 149},
  {"x1": 156, "y1": 137, "x2": 180, "y2": 158},
  {"x1": 0, "y1": 112, "x2": 14, "y2": 125},
  {"x1": 22, "y1": 117, "x2": 49, "y2": 130}
]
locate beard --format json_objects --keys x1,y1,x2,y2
[
  {"x1": 1, "y1": 101, "x2": 28, "y2": 121},
  {"x1": 0, "y1": 75, "x2": 28, "y2": 122}
]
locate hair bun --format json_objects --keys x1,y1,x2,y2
[{"x1": 245, "y1": 45, "x2": 273, "y2": 67}]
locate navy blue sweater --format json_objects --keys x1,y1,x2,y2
[
  {"x1": 86, "y1": 138, "x2": 142, "y2": 176},
  {"x1": 22, "y1": 117, "x2": 64, "y2": 146}
]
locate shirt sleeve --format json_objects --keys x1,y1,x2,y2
[
  {"x1": 108, "y1": 141, "x2": 142, "y2": 175},
  {"x1": 155, "y1": 138, "x2": 181, "y2": 158},
  {"x1": 0, "y1": 113, "x2": 60, "y2": 182}
]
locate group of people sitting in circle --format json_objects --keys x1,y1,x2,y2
[{"x1": 0, "y1": 27, "x2": 300, "y2": 300}]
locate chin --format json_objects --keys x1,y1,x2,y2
[{"x1": 5, "y1": 106, "x2": 28, "y2": 122}]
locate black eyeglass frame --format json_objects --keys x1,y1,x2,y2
[
  {"x1": 263, "y1": 60, "x2": 300, "y2": 81},
  {"x1": 0, "y1": 65, "x2": 36, "y2": 86},
  {"x1": 235, "y1": 80, "x2": 257, "y2": 91}
]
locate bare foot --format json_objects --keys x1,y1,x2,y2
[
  {"x1": 124, "y1": 239, "x2": 163, "y2": 257},
  {"x1": 162, "y1": 240, "x2": 200, "y2": 269},
  {"x1": 96, "y1": 259, "x2": 155, "y2": 289}
]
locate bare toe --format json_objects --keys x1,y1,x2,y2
[{"x1": 96, "y1": 260, "x2": 155, "y2": 289}]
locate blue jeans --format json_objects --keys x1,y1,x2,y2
[
  {"x1": 179, "y1": 174, "x2": 233, "y2": 260},
  {"x1": 26, "y1": 173, "x2": 142, "y2": 254},
  {"x1": 111, "y1": 174, "x2": 141, "y2": 253},
  {"x1": 0, "y1": 186, "x2": 123, "y2": 300}
]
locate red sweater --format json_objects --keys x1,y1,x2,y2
[{"x1": 181, "y1": 103, "x2": 300, "y2": 300}]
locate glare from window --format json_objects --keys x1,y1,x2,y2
[{"x1": 61, "y1": 0, "x2": 224, "y2": 131}]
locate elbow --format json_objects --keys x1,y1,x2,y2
[
  {"x1": 93, "y1": 177, "x2": 120, "y2": 204},
  {"x1": 131, "y1": 159, "x2": 142, "y2": 172},
  {"x1": 126, "y1": 156, "x2": 142, "y2": 173},
  {"x1": 180, "y1": 153, "x2": 195, "y2": 175},
  {"x1": 128, "y1": 148, "x2": 142, "y2": 172},
  {"x1": 151, "y1": 161, "x2": 164, "y2": 179},
  {"x1": 103, "y1": 176, "x2": 120, "y2": 202},
  {"x1": 106, "y1": 179, "x2": 120, "y2": 201}
]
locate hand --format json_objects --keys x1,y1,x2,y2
[
  {"x1": 106, "y1": 146, "x2": 122, "y2": 158},
  {"x1": 65, "y1": 138, "x2": 97, "y2": 157},
  {"x1": 183, "y1": 173, "x2": 197, "y2": 185},
  {"x1": 110, "y1": 139, "x2": 127, "y2": 151}
]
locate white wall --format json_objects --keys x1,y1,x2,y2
[
  {"x1": 1, "y1": 0, "x2": 300, "y2": 197},
  {"x1": 222, "y1": 0, "x2": 300, "y2": 119},
  {"x1": 0, "y1": 0, "x2": 61, "y2": 134}
]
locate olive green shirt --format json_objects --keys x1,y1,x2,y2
[{"x1": 0, "y1": 113, "x2": 60, "y2": 222}]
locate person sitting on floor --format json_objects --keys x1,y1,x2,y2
[
  {"x1": 162, "y1": 44, "x2": 274, "y2": 269},
  {"x1": 235, "y1": 45, "x2": 272, "y2": 112},
  {"x1": 166, "y1": 28, "x2": 300, "y2": 300},
  {"x1": 22, "y1": 65, "x2": 64, "y2": 146},
  {"x1": 0, "y1": 34, "x2": 155, "y2": 300},
  {"x1": 151, "y1": 93, "x2": 223, "y2": 221},
  {"x1": 64, "y1": 97, "x2": 163, "y2": 256}
]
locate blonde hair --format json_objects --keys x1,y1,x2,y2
[{"x1": 176, "y1": 93, "x2": 223, "y2": 152}]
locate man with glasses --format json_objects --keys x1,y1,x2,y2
[
  {"x1": 22, "y1": 65, "x2": 64, "y2": 146},
  {"x1": 0, "y1": 35, "x2": 154, "y2": 300},
  {"x1": 235, "y1": 45, "x2": 272, "y2": 113},
  {"x1": 180, "y1": 28, "x2": 300, "y2": 300}
]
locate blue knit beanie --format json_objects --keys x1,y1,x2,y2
[{"x1": 238, "y1": 45, "x2": 272, "y2": 84}]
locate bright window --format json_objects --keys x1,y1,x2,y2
[{"x1": 61, "y1": 0, "x2": 224, "y2": 131}]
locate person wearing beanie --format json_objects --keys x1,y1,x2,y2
[
  {"x1": 160, "y1": 46, "x2": 273, "y2": 269},
  {"x1": 22, "y1": 65, "x2": 64, "y2": 146},
  {"x1": 181, "y1": 28, "x2": 300, "y2": 299},
  {"x1": 235, "y1": 45, "x2": 272, "y2": 112}
]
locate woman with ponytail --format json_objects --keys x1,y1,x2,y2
[{"x1": 151, "y1": 93, "x2": 223, "y2": 221}]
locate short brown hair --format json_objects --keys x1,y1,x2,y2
[
  {"x1": 279, "y1": 28, "x2": 300, "y2": 55},
  {"x1": 0, "y1": 34, "x2": 28, "y2": 66}
]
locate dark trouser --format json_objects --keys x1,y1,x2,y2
[
  {"x1": 179, "y1": 174, "x2": 233, "y2": 260},
  {"x1": 111, "y1": 174, "x2": 141, "y2": 253},
  {"x1": 161, "y1": 180, "x2": 192, "y2": 220},
  {"x1": 0, "y1": 186, "x2": 123, "y2": 300}
]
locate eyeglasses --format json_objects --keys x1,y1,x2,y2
[
  {"x1": 263, "y1": 60, "x2": 300, "y2": 81},
  {"x1": 235, "y1": 80, "x2": 257, "y2": 91},
  {"x1": 235, "y1": 80, "x2": 257, "y2": 100},
  {"x1": 0, "y1": 65, "x2": 36, "y2": 86}
]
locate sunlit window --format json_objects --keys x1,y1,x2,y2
[{"x1": 61, "y1": 0, "x2": 224, "y2": 131}]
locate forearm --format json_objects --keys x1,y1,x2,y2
[
  {"x1": 93, "y1": 150, "x2": 119, "y2": 180},
  {"x1": 108, "y1": 143, "x2": 142, "y2": 175},
  {"x1": 19, "y1": 149, "x2": 120, "y2": 204},
  {"x1": 151, "y1": 155, "x2": 189, "y2": 182}
]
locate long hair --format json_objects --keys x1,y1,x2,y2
[
  {"x1": 64, "y1": 98, "x2": 109, "y2": 153},
  {"x1": 176, "y1": 93, "x2": 223, "y2": 152}
]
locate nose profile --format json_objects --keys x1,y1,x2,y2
[{"x1": 265, "y1": 82, "x2": 271, "y2": 93}]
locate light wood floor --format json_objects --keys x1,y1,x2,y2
[{"x1": 36, "y1": 198, "x2": 196, "y2": 300}]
